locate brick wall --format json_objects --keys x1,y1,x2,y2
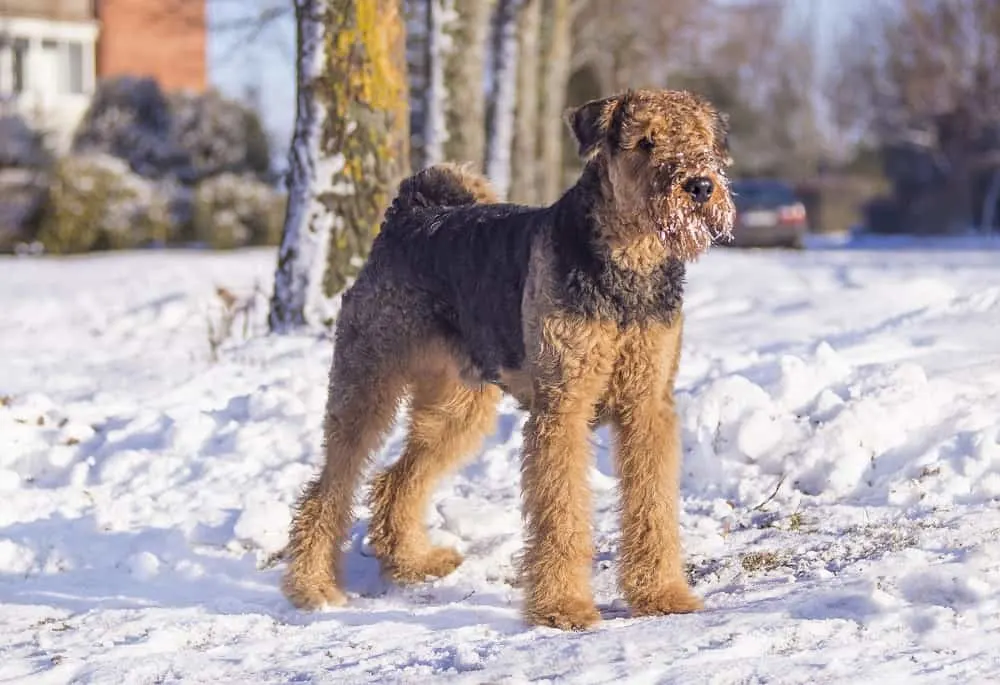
[{"x1": 96, "y1": 0, "x2": 206, "y2": 92}]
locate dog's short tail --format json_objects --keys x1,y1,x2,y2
[{"x1": 385, "y1": 162, "x2": 498, "y2": 221}]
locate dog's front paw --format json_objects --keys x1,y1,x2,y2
[
  {"x1": 525, "y1": 596, "x2": 601, "y2": 631},
  {"x1": 628, "y1": 583, "x2": 703, "y2": 617},
  {"x1": 282, "y1": 570, "x2": 348, "y2": 611}
]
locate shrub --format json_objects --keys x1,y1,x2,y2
[
  {"x1": 0, "y1": 114, "x2": 52, "y2": 252},
  {"x1": 56, "y1": 80, "x2": 278, "y2": 252},
  {"x1": 71, "y1": 76, "x2": 188, "y2": 180},
  {"x1": 72, "y1": 78, "x2": 273, "y2": 186},
  {"x1": 170, "y1": 89, "x2": 272, "y2": 183},
  {"x1": 0, "y1": 169, "x2": 48, "y2": 252},
  {"x1": 190, "y1": 173, "x2": 285, "y2": 249},
  {"x1": 0, "y1": 114, "x2": 51, "y2": 168},
  {"x1": 36, "y1": 154, "x2": 175, "y2": 253}
]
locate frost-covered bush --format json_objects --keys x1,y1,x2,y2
[
  {"x1": 0, "y1": 114, "x2": 51, "y2": 168},
  {"x1": 190, "y1": 173, "x2": 285, "y2": 249},
  {"x1": 59, "y1": 80, "x2": 277, "y2": 252},
  {"x1": 37, "y1": 154, "x2": 175, "y2": 253},
  {"x1": 170, "y1": 89, "x2": 272, "y2": 183},
  {"x1": 71, "y1": 76, "x2": 188, "y2": 180},
  {"x1": 72, "y1": 77, "x2": 273, "y2": 187},
  {"x1": 0, "y1": 168, "x2": 47, "y2": 252},
  {"x1": 0, "y1": 114, "x2": 52, "y2": 252}
]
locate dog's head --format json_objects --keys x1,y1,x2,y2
[{"x1": 565, "y1": 88, "x2": 735, "y2": 261}]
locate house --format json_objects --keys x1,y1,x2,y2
[
  {"x1": 0, "y1": 0, "x2": 98, "y2": 151},
  {"x1": 0, "y1": 0, "x2": 206, "y2": 152}
]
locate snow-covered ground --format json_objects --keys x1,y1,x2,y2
[{"x1": 2, "y1": 238, "x2": 1000, "y2": 683}]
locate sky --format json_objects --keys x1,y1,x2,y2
[
  {"x1": 207, "y1": 0, "x2": 865, "y2": 170},
  {"x1": 207, "y1": 1, "x2": 297, "y2": 161}
]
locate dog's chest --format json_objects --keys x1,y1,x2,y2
[{"x1": 560, "y1": 257, "x2": 685, "y2": 327}]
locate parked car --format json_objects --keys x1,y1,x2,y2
[{"x1": 726, "y1": 178, "x2": 809, "y2": 249}]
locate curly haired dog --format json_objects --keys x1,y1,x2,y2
[{"x1": 281, "y1": 88, "x2": 735, "y2": 630}]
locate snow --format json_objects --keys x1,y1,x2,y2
[{"x1": 3, "y1": 239, "x2": 1000, "y2": 683}]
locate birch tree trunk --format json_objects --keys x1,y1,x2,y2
[
  {"x1": 423, "y1": 0, "x2": 453, "y2": 165},
  {"x1": 269, "y1": 0, "x2": 331, "y2": 331},
  {"x1": 410, "y1": 0, "x2": 489, "y2": 170},
  {"x1": 509, "y1": 0, "x2": 541, "y2": 204},
  {"x1": 443, "y1": 0, "x2": 495, "y2": 168},
  {"x1": 269, "y1": 0, "x2": 409, "y2": 331},
  {"x1": 406, "y1": 0, "x2": 432, "y2": 170},
  {"x1": 485, "y1": 0, "x2": 523, "y2": 200},
  {"x1": 538, "y1": 0, "x2": 571, "y2": 203}
]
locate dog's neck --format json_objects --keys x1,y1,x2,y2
[
  {"x1": 548, "y1": 162, "x2": 685, "y2": 328},
  {"x1": 559, "y1": 160, "x2": 671, "y2": 273}
]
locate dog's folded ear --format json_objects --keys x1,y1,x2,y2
[{"x1": 564, "y1": 94, "x2": 623, "y2": 159}]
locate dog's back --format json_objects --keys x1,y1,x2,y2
[{"x1": 361, "y1": 164, "x2": 544, "y2": 382}]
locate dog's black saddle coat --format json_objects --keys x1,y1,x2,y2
[
  {"x1": 373, "y1": 201, "x2": 539, "y2": 381},
  {"x1": 370, "y1": 170, "x2": 686, "y2": 383}
]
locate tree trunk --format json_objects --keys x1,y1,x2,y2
[
  {"x1": 485, "y1": 0, "x2": 523, "y2": 200},
  {"x1": 444, "y1": 0, "x2": 494, "y2": 168},
  {"x1": 424, "y1": 0, "x2": 453, "y2": 165},
  {"x1": 538, "y1": 0, "x2": 571, "y2": 204},
  {"x1": 405, "y1": 0, "x2": 432, "y2": 170},
  {"x1": 269, "y1": 0, "x2": 409, "y2": 331},
  {"x1": 509, "y1": 0, "x2": 541, "y2": 204},
  {"x1": 269, "y1": 0, "x2": 332, "y2": 331}
]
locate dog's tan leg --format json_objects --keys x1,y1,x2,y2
[
  {"x1": 368, "y1": 367, "x2": 501, "y2": 584},
  {"x1": 610, "y1": 319, "x2": 702, "y2": 617},
  {"x1": 282, "y1": 349, "x2": 406, "y2": 611},
  {"x1": 521, "y1": 316, "x2": 616, "y2": 631}
]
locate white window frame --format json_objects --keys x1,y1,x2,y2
[
  {"x1": 0, "y1": 15, "x2": 98, "y2": 100},
  {"x1": 0, "y1": 15, "x2": 98, "y2": 151}
]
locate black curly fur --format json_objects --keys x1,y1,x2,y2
[
  {"x1": 358, "y1": 163, "x2": 684, "y2": 384},
  {"x1": 551, "y1": 166, "x2": 685, "y2": 326}
]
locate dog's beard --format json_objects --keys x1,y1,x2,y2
[{"x1": 653, "y1": 202, "x2": 733, "y2": 261}]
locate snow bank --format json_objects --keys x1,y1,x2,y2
[{"x1": 679, "y1": 341, "x2": 1000, "y2": 508}]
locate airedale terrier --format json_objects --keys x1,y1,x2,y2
[{"x1": 282, "y1": 88, "x2": 735, "y2": 630}]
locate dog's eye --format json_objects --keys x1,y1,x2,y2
[{"x1": 638, "y1": 137, "x2": 655, "y2": 152}]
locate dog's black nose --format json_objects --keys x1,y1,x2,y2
[{"x1": 683, "y1": 177, "x2": 714, "y2": 204}]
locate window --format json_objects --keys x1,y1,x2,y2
[
  {"x1": 2, "y1": 36, "x2": 92, "y2": 97},
  {"x1": 67, "y1": 42, "x2": 84, "y2": 94},
  {"x1": 11, "y1": 38, "x2": 28, "y2": 94},
  {"x1": 39, "y1": 39, "x2": 62, "y2": 93}
]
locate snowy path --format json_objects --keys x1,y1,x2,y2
[{"x1": 2, "y1": 240, "x2": 1000, "y2": 683}]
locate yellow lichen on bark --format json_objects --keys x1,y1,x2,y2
[
  {"x1": 320, "y1": 0, "x2": 409, "y2": 298},
  {"x1": 328, "y1": 0, "x2": 407, "y2": 131}
]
